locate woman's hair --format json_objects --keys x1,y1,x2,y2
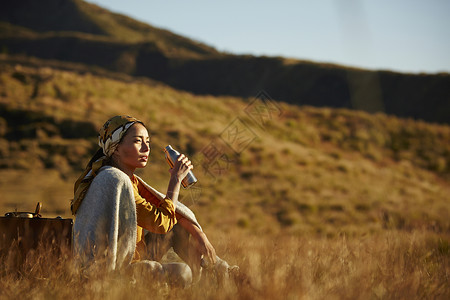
[{"x1": 86, "y1": 147, "x2": 120, "y2": 169}]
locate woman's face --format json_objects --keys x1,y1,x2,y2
[{"x1": 113, "y1": 123, "x2": 150, "y2": 174}]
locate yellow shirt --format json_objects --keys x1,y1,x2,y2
[{"x1": 131, "y1": 176, "x2": 177, "y2": 259}]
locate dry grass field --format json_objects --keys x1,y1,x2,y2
[
  {"x1": 0, "y1": 56, "x2": 449, "y2": 299},
  {"x1": 0, "y1": 232, "x2": 448, "y2": 299}
]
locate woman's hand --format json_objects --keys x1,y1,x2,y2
[
  {"x1": 169, "y1": 154, "x2": 193, "y2": 183},
  {"x1": 166, "y1": 154, "x2": 193, "y2": 205},
  {"x1": 176, "y1": 216, "x2": 217, "y2": 266},
  {"x1": 196, "y1": 231, "x2": 217, "y2": 265}
]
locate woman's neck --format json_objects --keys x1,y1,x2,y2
[{"x1": 110, "y1": 158, "x2": 135, "y2": 178}]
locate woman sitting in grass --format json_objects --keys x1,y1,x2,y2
[{"x1": 71, "y1": 115, "x2": 235, "y2": 285}]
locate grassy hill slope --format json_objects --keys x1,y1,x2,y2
[
  {"x1": 0, "y1": 0, "x2": 218, "y2": 58},
  {"x1": 0, "y1": 55, "x2": 448, "y2": 239},
  {"x1": 1, "y1": 1, "x2": 449, "y2": 125}
]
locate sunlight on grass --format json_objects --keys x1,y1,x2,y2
[
  {"x1": 0, "y1": 231, "x2": 448, "y2": 299},
  {"x1": 0, "y1": 57, "x2": 449, "y2": 299}
]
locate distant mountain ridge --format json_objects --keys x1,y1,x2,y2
[
  {"x1": 0, "y1": 0, "x2": 219, "y2": 58},
  {"x1": 1, "y1": 0, "x2": 449, "y2": 124}
]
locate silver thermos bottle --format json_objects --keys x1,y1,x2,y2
[{"x1": 164, "y1": 145, "x2": 198, "y2": 188}]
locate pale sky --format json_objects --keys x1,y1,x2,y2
[{"x1": 85, "y1": 0, "x2": 450, "y2": 74}]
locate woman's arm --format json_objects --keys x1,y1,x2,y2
[
  {"x1": 165, "y1": 154, "x2": 217, "y2": 262},
  {"x1": 135, "y1": 195, "x2": 177, "y2": 234},
  {"x1": 165, "y1": 154, "x2": 193, "y2": 207},
  {"x1": 177, "y1": 215, "x2": 217, "y2": 265}
]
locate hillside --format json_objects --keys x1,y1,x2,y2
[
  {"x1": 1, "y1": 0, "x2": 449, "y2": 124},
  {"x1": 1, "y1": 57, "x2": 449, "y2": 239},
  {"x1": 1, "y1": 50, "x2": 449, "y2": 298},
  {"x1": 0, "y1": 0, "x2": 219, "y2": 58},
  {"x1": 0, "y1": 3, "x2": 449, "y2": 298}
]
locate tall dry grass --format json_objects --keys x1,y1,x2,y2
[
  {"x1": 0, "y1": 58, "x2": 449, "y2": 299},
  {"x1": 0, "y1": 230, "x2": 448, "y2": 299}
]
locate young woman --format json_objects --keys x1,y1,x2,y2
[{"x1": 72, "y1": 115, "x2": 232, "y2": 283}]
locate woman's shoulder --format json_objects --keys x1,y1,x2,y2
[{"x1": 94, "y1": 166, "x2": 131, "y2": 185}]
